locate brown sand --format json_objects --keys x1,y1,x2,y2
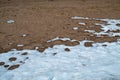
[{"x1": 0, "y1": 0, "x2": 120, "y2": 53}]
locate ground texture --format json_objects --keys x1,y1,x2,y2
[
  {"x1": 0, "y1": 1, "x2": 120, "y2": 80},
  {"x1": 0, "y1": 0, "x2": 120, "y2": 53}
]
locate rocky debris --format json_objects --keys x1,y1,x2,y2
[
  {"x1": 65, "y1": 48, "x2": 70, "y2": 52},
  {"x1": 102, "y1": 44, "x2": 107, "y2": 46},
  {"x1": 4, "y1": 65, "x2": 9, "y2": 68},
  {"x1": 116, "y1": 23, "x2": 120, "y2": 27},
  {"x1": 8, "y1": 64, "x2": 20, "y2": 70},
  {"x1": 19, "y1": 61, "x2": 23, "y2": 63},
  {"x1": 21, "y1": 52, "x2": 28, "y2": 55},
  {"x1": 0, "y1": 62, "x2": 5, "y2": 66},
  {"x1": 9, "y1": 57, "x2": 17, "y2": 61},
  {"x1": 84, "y1": 42, "x2": 93, "y2": 47}
]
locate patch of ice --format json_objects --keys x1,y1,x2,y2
[
  {"x1": 7, "y1": 20, "x2": 15, "y2": 24},
  {"x1": 73, "y1": 27, "x2": 78, "y2": 30},
  {"x1": 0, "y1": 41, "x2": 120, "y2": 80}
]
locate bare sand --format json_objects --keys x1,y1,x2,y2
[{"x1": 0, "y1": 0, "x2": 120, "y2": 53}]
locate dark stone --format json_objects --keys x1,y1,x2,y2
[
  {"x1": 21, "y1": 52, "x2": 28, "y2": 55},
  {"x1": 84, "y1": 42, "x2": 93, "y2": 47},
  {"x1": 53, "y1": 53, "x2": 57, "y2": 56},
  {"x1": 8, "y1": 64, "x2": 20, "y2": 70},
  {"x1": 102, "y1": 44, "x2": 107, "y2": 46},
  {"x1": 0, "y1": 62, "x2": 5, "y2": 66},
  {"x1": 65, "y1": 48, "x2": 70, "y2": 52},
  {"x1": 9, "y1": 57, "x2": 17, "y2": 61},
  {"x1": 4, "y1": 65, "x2": 9, "y2": 68},
  {"x1": 26, "y1": 57, "x2": 29, "y2": 59},
  {"x1": 19, "y1": 61, "x2": 25, "y2": 64}
]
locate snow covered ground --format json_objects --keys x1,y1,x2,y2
[{"x1": 0, "y1": 16, "x2": 120, "y2": 80}]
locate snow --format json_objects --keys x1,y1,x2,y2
[
  {"x1": 85, "y1": 30, "x2": 95, "y2": 33},
  {"x1": 35, "y1": 46, "x2": 39, "y2": 50},
  {"x1": 17, "y1": 44, "x2": 24, "y2": 47},
  {"x1": 72, "y1": 16, "x2": 120, "y2": 37},
  {"x1": 22, "y1": 34, "x2": 27, "y2": 37},
  {"x1": 47, "y1": 37, "x2": 77, "y2": 42},
  {"x1": 0, "y1": 40, "x2": 120, "y2": 80},
  {"x1": 7, "y1": 20, "x2": 15, "y2": 24},
  {"x1": 71, "y1": 16, "x2": 89, "y2": 20},
  {"x1": 73, "y1": 27, "x2": 78, "y2": 30},
  {"x1": 78, "y1": 22, "x2": 86, "y2": 25},
  {"x1": 0, "y1": 16, "x2": 120, "y2": 80}
]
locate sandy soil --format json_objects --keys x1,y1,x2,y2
[{"x1": 0, "y1": 0, "x2": 120, "y2": 53}]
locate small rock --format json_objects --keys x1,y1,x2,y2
[
  {"x1": 8, "y1": 64, "x2": 20, "y2": 70},
  {"x1": 102, "y1": 44, "x2": 107, "y2": 46},
  {"x1": 53, "y1": 53, "x2": 57, "y2": 56},
  {"x1": 19, "y1": 61, "x2": 25, "y2": 64},
  {"x1": 25, "y1": 57, "x2": 29, "y2": 59},
  {"x1": 21, "y1": 52, "x2": 28, "y2": 55},
  {"x1": 82, "y1": 64, "x2": 86, "y2": 66},
  {"x1": 9, "y1": 57, "x2": 17, "y2": 61},
  {"x1": 0, "y1": 62, "x2": 5, "y2": 66},
  {"x1": 4, "y1": 65, "x2": 9, "y2": 68},
  {"x1": 65, "y1": 48, "x2": 70, "y2": 52},
  {"x1": 84, "y1": 42, "x2": 93, "y2": 47},
  {"x1": 38, "y1": 47, "x2": 47, "y2": 52}
]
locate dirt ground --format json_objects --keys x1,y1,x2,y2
[{"x1": 0, "y1": 0, "x2": 120, "y2": 53}]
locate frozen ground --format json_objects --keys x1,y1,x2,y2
[
  {"x1": 0, "y1": 40, "x2": 120, "y2": 80},
  {"x1": 0, "y1": 17, "x2": 120, "y2": 80}
]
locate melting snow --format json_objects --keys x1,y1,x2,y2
[
  {"x1": 22, "y1": 34, "x2": 27, "y2": 37},
  {"x1": 7, "y1": 20, "x2": 15, "y2": 24},
  {"x1": 73, "y1": 27, "x2": 78, "y2": 30},
  {"x1": 72, "y1": 16, "x2": 120, "y2": 37},
  {"x1": 0, "y1": 16, "x2": 120, "y2": 80},
  {"x1": 85, "y1": 30, "x2": 95, "y2": 33},
  {"x1": 17, "y1": 44, "x2": 24, "y2": 47},
  {"x1": 47, "y1": 37, "x2": 77, "y2": 42},
  {"x1": 0, "y1": 41, "x2": 120, "y2": 80},
  {"x1": 78, "y1": 22, "x2": 86, "y2": 25}
]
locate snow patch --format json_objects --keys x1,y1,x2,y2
[
  {"x1": 17, "y1": 44, "x2": 24, "y2": 47},
  {"x1": 47, "y1": 37, "x2": 78, "y2": 42},
  {"x1": 0, "y1": 41, "x2": 120, "y2": 80},
  {"x1": 78, "y1": 22, "x2": 86, "y2": 25},
  {"x1": 72, "y1": 16, "x2": 120, "y2": 37},
  {"x1": 73, "y1": 27, "x2": 78, "y2": 30},
  {"x1": 7, "y1": 20, "x2": 15, "y2": 24}
]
